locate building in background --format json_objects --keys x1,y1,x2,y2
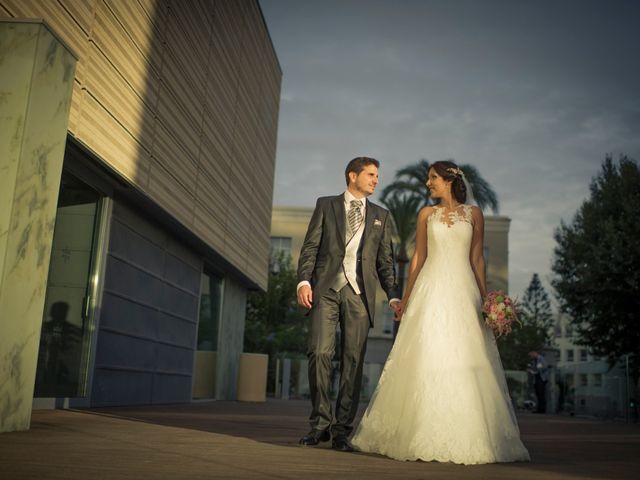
[
  {"x1": 553, "y1": 314, "x2": 629, "y2": 419},
  {"x1": 270, "y1": 206, "x2": 511, "y2": 373},
  {"x1": 0, "y1": 0, "x2": 280, "y2": 433}
]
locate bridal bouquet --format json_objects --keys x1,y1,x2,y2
[{"x1": 482, "y1": 291, "x2": 519, "y2": 337}]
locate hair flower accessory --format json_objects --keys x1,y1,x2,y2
[{"x1": 446, "y1": 167, "x2": 464, "y2": 177}]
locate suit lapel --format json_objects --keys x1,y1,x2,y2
[
  {"x1": 362, "y1": 199, "x2": 375, "y2": 245},
  {"x1": 332, "y1": 195, "x2": 346, "y2": 249}
]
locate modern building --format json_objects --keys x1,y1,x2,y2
[
  {"x1": 553, "y1": 314, "x2": 630, "y2": 419},
  {"x1": 270, "y1": 206, "x2": 511, "y2": 375},
  {"x1": 0, "y1": 0, "x2": 281, "y2": 433}
]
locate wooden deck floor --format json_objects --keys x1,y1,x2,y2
[{"x1": 1, "y1": 399, "x2": 638, "y2": 479}]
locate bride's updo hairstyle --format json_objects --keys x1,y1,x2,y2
[{"x1": 430, "y1": 160, "x2": 467, "y2": 204}]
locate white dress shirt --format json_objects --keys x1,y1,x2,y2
[{"x1": 297, "y1": 191, "x2": 400, "y2": 306}]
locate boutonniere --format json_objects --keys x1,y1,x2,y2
[{"x1": 373, "y1": 219, "x2": 382, "y2": 227}]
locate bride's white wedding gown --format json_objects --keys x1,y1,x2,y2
[{"x1": 351, "y1": 205, "x2": 530, "y2": 464}]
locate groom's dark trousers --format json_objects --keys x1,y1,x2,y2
[
  {"x1": 298, "y1": 195, "x2": 399, "y2": 436},
  {"x1": 308, "y1": 285, "x2": 370, "y2": 435}
]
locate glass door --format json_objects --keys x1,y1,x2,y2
[
  {"x1": 192, "y1": 271, "x2": 223, "y2": 399},
  {"x1": 34, "y1": 172, "x2": 102, "y2": 398}
]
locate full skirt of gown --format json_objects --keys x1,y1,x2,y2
[{"x1": 351, "y1": 206, "x2": 530, "y2": 465}]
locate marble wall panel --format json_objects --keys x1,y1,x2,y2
[{"x1": 0, "y1": 20, "x2": 76, "y2": 432}]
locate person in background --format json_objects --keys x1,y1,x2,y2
[{"x1": 528, "y1": 351, "x2": 548, "y2": 413}]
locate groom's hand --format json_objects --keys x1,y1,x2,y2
[{"x1": 297, "y1": 285, "x2": 313, "y2": 309}]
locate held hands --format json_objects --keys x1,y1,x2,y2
[
  {"x1": 297, "y1": 284, "x2": 313, "y2": 309},
  {"x1": 298, "y1": 286, "x2": 406, "y2": 317},
  {"x1": 390, "y1": 300, "x2": 404, "y2": 321}
]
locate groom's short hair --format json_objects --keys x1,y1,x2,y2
[{"x1": 345, "y1": 157, "x2": 380, "y2": 185}]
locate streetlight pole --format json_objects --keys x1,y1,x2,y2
[{"x1": 626, "y1": 354, "x2": 630, "y2": 423}]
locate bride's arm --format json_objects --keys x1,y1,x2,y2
[
  {"x1": 469, "y1": 206, "x2": 487, "y2": 298},
  {"x1": 398, "y1": 207, "x2": 431, "y2": 314}
]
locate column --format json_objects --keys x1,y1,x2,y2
[
  {"x1": 0, "y1": 19, "x2": 77, "y2": 433},
  {"x1": 215, "y1": 277, "x2": 247, "y2": 400}
]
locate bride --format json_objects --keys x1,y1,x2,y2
[{"x1": 351, "y1": 161, "x2": 530, "y2": 464}]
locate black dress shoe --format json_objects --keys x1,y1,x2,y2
[
  {"x1": 331, "y1": 436, "x2": 354, "y2": 452},
  {"x1": 299, "y1": 429, "x2": 331, "y2": 446}
]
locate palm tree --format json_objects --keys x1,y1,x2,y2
[
  {"x1": 458, "y1": 164, "x2": 500, "y2": 214},
  {"x1": 380, "y1": 159, "x2": 431, "y2": 207},
  {"x1": 381, "y1": 159, "x2": 499, "y2": 214},
  {"x1": 381, "y1": 193, "x2": 422, "y2": 295}
]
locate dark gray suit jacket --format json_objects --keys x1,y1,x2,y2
[{"x1": 297, "y1": 194, "x2": 400, "y2": 326}]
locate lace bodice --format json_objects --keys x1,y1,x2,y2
[
  {"x1": 428, "y1": 204, "x2": 474, "y2": 228},
  {"x1": 426, "y1": 204, "x2": 474, "y2": 270}
]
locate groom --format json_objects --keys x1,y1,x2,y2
[{"x1": 297, "y1": 157, "x2": 400, "y2": 452}]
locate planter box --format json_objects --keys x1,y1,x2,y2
[{"x1": 237, "y1": 353, "x2": 268, "y2": 402}]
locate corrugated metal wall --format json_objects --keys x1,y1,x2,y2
[{"x1": 0, "y1": 0, "x2": 281, "y2": 290}]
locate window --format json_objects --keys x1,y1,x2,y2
[
  {"x1": 565, "y1": 325, "x2": 573, "y2": 338},
  {"x1": 554, "y1": 324, "x2": 562, "y2": 338},
  {"x1": 34, "y1": 171, "x2": 103, "y2": 398},
  {"x1": 270, "y1": 237, "x2": 292, "y2": 273},
  {"x1": 197, "y1": 272, "x2": 223, "y2": 351},
  {"x1": 193, "y1": 271, "x2": 223, "y2": 399},
  {"x1": 592, "y1": 374, "x2": 602, "y2": 387},
  {"x1": 270, "y1": 237, "x2": 292, "y2": 258},
  {"x1": 580, "y1": 349, "x2": 588, "y2": 362},
  {"x1": 566, "y1": 349, "x2": 574, "y2": 362},
  {"x1": 580, "y1": 374, "x2": 588, "y2": 387}
]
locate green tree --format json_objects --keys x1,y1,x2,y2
[
  {"x1": 380, "y1": 159, "x2": 500, "y2": 213},
  {"x1": 244, "y1": 252, "x2": 306, "y2": 359},
  {"x1": 520, "y1": 273, "x2": 554, "y2": 333},
  {"x1": 497, "y1": 273, "x2": 553, "y2": 370},
  {"x1": 551, "y1": 154, "x2": 640, "y2": 385}
]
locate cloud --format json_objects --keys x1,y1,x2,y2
[{"x1": 261, "y1": 0, "x2": 640, "y2": 302}]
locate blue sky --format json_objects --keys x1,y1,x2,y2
[{"x1": 259, "y1": 0, "x2": 640, "y2": 301}]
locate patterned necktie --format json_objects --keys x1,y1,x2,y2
[{"x1": 348, "y1": 199, "x2": 363, "y2": 234}]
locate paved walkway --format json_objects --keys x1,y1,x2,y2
[{"x1": 1, "y1": 399, "x2": 638, "y2": 479}]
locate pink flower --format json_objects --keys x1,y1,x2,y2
[{"x1": 482, "y1": 290, "x2": 520, "y2": 337}]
